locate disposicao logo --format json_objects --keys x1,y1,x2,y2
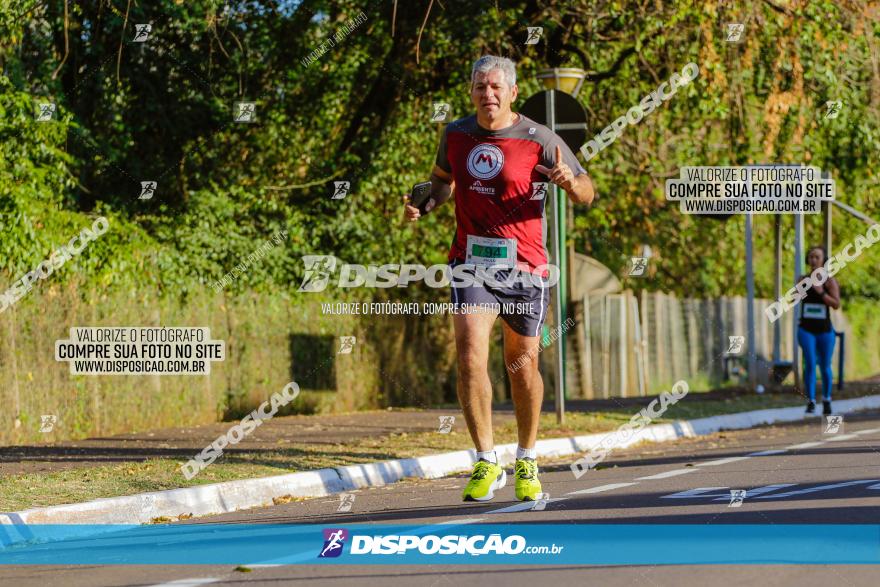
[
  {"x1": 318, "y1": 528, "x2": 348, "y2": 558},
  {"x1": 317, "y1": 530, "x2": 563, "y2": 557}
]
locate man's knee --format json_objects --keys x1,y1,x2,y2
[
  {"x1": 505, "y1": 348, "x2": 540, "y2": 378},
  {"x1": 457, "y1": 351, "x2": 488, "y2": 379}
]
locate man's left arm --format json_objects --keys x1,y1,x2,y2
[
  {"x1": 536, "y1": 143, "x2": 595, "y2": 205},
  {"x1": 562, "y1": 169, "x2": 595, "y2": 205}
]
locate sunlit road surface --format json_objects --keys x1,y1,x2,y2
[{"x1": 3, "y1": 411, "x2": 879, "y2": 587}]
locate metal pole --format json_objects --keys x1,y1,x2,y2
[
  {"x1": 546, "y1": 90, "x2": 565, "y2": 424},
  {"x1": 823, "y1": 200, "x2": 833, "y2": 256},
  {"x1": 745, "y1": 214, "x2": 756, "y2": 391},
  {"x1": 773, "y1": 214, "x2": 782, "y2": 363},
  {"x1": 793, "y1": 213, "x2": 804, "y2": 392}
]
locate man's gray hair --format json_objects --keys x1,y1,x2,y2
[{"x1": 471, "y1": 55, "x2": 517, "y2": 87}]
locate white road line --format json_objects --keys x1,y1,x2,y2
[
  {"x1": 852, "y1": 428, "x2": 880, "y2": 435},
  {"x1": 785, "y1": 441, "x2": 825, "y2": 449},
  {"x1": 566, "y1": 482, "x2": 639, "y2": 496},
  {"x1": 437, "y1": 518, "x2": 485, "y2": 524},
  {"x1": 148, "y1": 580, "x2": 220, "y2": 587},
  {"x1": 824, "y1": 433, "x2": 858, "y2": 442},
  {"x1": 755, "y1": 479, "x2": 880, "y2": 499},
  {"x1": 635, "y1": 469, "x2": 695, "y2": 480},
  {"x1": 484, "y1": 498, "x2": 567, "y2": 514},
  {"x1": 697, "y1": 456, "x2": 751, "y2": 467},
  {"x1": 660, "y1": 487, "x2": 728, "y2": 499},
  {"x1": 660, "y1": 483, "x2": 802, "y2": 500},
  {"x1": 747, "y1": 449, "x2": 788, "y2": 456},
  {"x1": 710, "y1": 484, "x2": 797, "y2": 500}
]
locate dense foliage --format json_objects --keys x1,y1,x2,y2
[{"x1": 2, "y1": 0, "x2": 879, "y2": 301}]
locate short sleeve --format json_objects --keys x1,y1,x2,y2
[
  {"x1": 435, "y1": 125, "x2": 452, "y2": 173},
  {"x1": 541, "y1": 134, "x2": 587, "y2": 176}
]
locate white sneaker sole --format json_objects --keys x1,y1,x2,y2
[{"x1": 465, "y1": 469, "x2": 507, "y2": 502}]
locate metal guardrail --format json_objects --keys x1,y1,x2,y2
[{"x1": 831, "y1": 200, "x2": 880, "y2": 226}]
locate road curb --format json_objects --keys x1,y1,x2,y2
[{"x1": 2, "y1": 394, "x2": 879, "y2": 535}]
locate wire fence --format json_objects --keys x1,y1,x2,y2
[{"x1": 563, "y1": 291, "x2": 851, "y2": 398}]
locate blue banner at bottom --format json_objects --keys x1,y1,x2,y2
[{"x1": 0, "y1": 524, "x2": 878, "y2": 565}]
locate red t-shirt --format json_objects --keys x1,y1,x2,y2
[{"x1": 435, "y1": 113, "x2": 587, "y2": 273}]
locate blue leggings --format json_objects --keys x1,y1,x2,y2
[{"x1": 797, "y1": 327, "x2": 836, "y2": 401}]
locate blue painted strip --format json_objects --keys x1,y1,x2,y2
[{"x1": 0, "y1": 524, "x2": 878, "y2": 565}]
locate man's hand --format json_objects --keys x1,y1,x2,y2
[
  {"x1": 402, "y1": 194, "x2": 435, "y2": 222},
  {"x1": 535, "y1": 145, "x2": 575, "y2": 192},
  {"x1": 535, "y1": 144, "x2": 595, "y2": 204}
]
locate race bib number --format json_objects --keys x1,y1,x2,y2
[
  {"x1": 465, "y1": 235, "x2": 517, "y2": 268},
  {"x1": 802, "y1": 303, "x2": 828, "y2": 320}
]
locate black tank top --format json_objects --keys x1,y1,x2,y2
[{"x1": 799, "y1": 283, "x2": 833, "y2": 334}]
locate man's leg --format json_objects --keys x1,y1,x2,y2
[
  {"x1": 454, "y1": 308, "x2": 508, "y2": 502},
  {"x1": 501, "y1": 316, "x2": 545, "y2": 502},
  {"x1": 502, "y1": 320, "x2": 543, "y2": 449},
  {"x1": 453, "y1": 310, "x2": 498, "y2": 452}
]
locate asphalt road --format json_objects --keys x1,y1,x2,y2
[{"x1": 2, "y1": 411, "x2": 879, "y2": 586}]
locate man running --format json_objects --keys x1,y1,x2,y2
[{"x1": 403, "y1": 55, "x2": 594, "y2": 502}]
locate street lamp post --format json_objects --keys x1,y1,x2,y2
[{"x1": 531, "y1": 67, "x2": 587, "y2": 424}]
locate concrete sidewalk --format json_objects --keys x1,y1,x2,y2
[
  {"x1": 1, "y1": 382, "x2": 877, "y2": 477},
  {"x1": 0, "y1": 406, "x2": 498, "y2": 476},
  {"x1": 0, "y1": 388, "x2": 752, "y2": 476}
]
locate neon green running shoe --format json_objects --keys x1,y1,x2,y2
[
  {"x1": 514, "y1": 458, "x2": 542, "y2": 501},
  {"x1": 462, "y1": 460, "x2": 507, "y2": 502}
]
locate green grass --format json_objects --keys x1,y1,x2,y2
[{"x1": 0, "y1": 389, "x2": 844, "y2": 512}]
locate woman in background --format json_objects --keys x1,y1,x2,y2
[{"x1": 798, "y1": 246, "x2": 841, "y2": 415}]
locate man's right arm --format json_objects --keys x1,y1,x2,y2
[
  {"x1": 403, "y1": 165, "x2": 453, "y2": 222},
  {"x1": 427, "y1": 165, "x2": 454, "y2": 211},
  {"x1": 404, "y1": 122, "x2": 455, "y2": 221}
]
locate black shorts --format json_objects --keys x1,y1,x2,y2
[{"x1": 449, "y1": 261, "x2": 550, "y2": 337}]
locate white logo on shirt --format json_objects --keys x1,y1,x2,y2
[
  {"x1": 466, "y1": 144, "x2": 504, "y2": 180},
  {"x1": 469, "y1": 180, "x2": 495, "y2": 195},
  {"x1": 530, "y1": 182, "x2": 547, "y2": 200}
]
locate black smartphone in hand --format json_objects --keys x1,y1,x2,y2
[{"x1": 409, "y1": 181, "x2": 433, "y2": 214}]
